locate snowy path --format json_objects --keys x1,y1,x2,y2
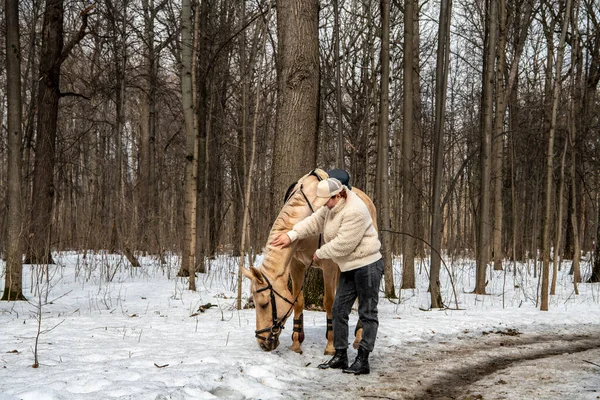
[
  {"x1": 415, "y1": 329, "x2": 600, "y2": 399},
  {"x1": 308, "y1": 324, "x2": 600, "y2": 400}
]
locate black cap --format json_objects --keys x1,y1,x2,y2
[{"x1": 327, "y1": 169, "x2": 351, "y2": 190}]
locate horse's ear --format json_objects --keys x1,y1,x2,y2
[
  {"x1": 249, "y1": 266, "x2": 264, "y2": 284},
  {"x1": 240, "y1": 266, "x2": 254, "y2": 280},
  {"x1": 241, "y1": 266, "x2": 264, "y2": 284}
]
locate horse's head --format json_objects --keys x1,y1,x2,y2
[{"x1": 241, "y1": 266, "x2": 295, "y2": 351}]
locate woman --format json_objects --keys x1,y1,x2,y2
[{"x1": 271, "y1": 177, "x2": 383, "y2": 375}]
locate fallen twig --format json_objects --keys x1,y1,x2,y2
[
  {"x1": 48, "y1": 290, "x2": 73, "y2": 304},
  {"x1": 583, "y1": 360, "x2": 600, "y2": 369}
]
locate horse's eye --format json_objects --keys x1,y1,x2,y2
[{"x1": 260, "y1": 303, "x2": 269, "y2": 309}]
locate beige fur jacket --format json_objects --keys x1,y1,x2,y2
[{"x1": 286, "y1": 190, "x2": 382, "y2": 272}]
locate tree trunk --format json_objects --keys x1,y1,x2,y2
[
  {"x1": 25, "y1": 0, "x2": 65, "y2": 264},
  {"x1": 113, "y1": 22, "x2": 127, "y2": 257},
  {"x1": 568, "y1": 31, "x2": 582, "y2": 287},
  {"x1": 541, "y1": 0, "x2": 571, "y2": 311},
  {"x1": 510, "y1": 122, "x2": 517, "y2": 279},
  {"x1": 25, "y1": 0, "x2": 91, "y2": 264},
  {"x1": 492, "y1": 0, "x2": 507, "y2": 271},
  {"x1": 21, "y1": 2, "x2": 41, "y2": 224},
  {"x1": 430, "y1": 0, "x2": 452, "y2": 308},
  {"x1": 568, "y1": 7, "x2": 580, "y2": 283},
  {"x1": 139, "y1": 1, "x2": 152, "y2": 249},
  {"x1": 238, "y1": 14, "x2": 269, "y2": 309},
  {"x1": 591, "y1": 208, "x2": 600, "y2": 282},
  {"x1": 412, "y1": 3, "x2": 425, "y2": 258},
  {"x1": 233, "y1": 0, "x2": 248, "y2": 259},
  {"x1": 551, "y1": 139, "x2": 568, "y2": 295},
  {"x1": 401, "y1": 0, "x2": 416, "y2": 290},
  {"x1": 377, "y1": 0, "x2": 396, "y2": 299},
  {"x1": 505, "y1": 0, "x2": 534, "y2": 268},
  {"x1": 272, "y1": 0, "x2": 319, "y2": 203},
  {"x1": 583, "y1": 3, "x2": 600, "y2": 283},
  {"x1": 140, "y1": 0, "x2": 160, "y2": 252},
  {"x1": 272, "y1": 0, "x2": 320, "y2": 303},
  {"x1": 194, "y1": 0, "x2": 210, "y2": 273},
  {"x1": 475, "y1": 0, "x2": 498, "y2": 294},
  {"x1": 2, "y1": 0, "x2": 26, "y2": 301},
  {"x1": 105, "y1": 0, "x2": 135, "y2": 269},
  {"x1": 334, "y1": 0, "x2": 344, "y2": 168},
  {"x1": 180, "y1": 0, "x2": 197, "y2": 290}
]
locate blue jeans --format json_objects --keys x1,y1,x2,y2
[{"x1": 332, "y1": 258, "x2": 384, "y2": 352}]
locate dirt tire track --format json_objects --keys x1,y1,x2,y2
[
  {"x1": 414, "y1": 335, "x2": 600, "y2": 399},
  {"x1": 359, "y1": 328, "x2": 600, "y2": 400}
]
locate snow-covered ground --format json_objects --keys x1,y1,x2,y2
[{"x1": 1, "y1": 252, "x2": 599, "y2": 399}]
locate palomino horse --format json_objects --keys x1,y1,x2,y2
[{"x1": 241, "y1": 169, "x2": 377, "y2": 355}]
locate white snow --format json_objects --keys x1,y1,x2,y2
[{"x1": 1, "y1": 252, "x2": 599, "y2": 399}]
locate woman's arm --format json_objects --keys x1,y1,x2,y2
[{"x1": 286, "y1": 206, "x2": 327, "y2": 242}]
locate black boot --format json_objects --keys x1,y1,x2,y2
[
  {"x1": 318, "y1": 348, "x2": 348, "y2": 369},
  {"x1": 343, "y1": 347, "x2": 370, "y2": 375}
]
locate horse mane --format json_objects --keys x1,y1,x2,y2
[
  {"x1": 269, "y1": 169, "x2": 327, "y2": 237},
  {"x1": 270, "y1": 189, "x2": 307, "y2": 235},
  {"x1": 260, "y1": 169, "x2": 328, "y2": 278},
  {"x1": 260, "y1": 189, "x2": 308, "y2": 277}
]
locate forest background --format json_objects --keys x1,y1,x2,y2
[{"x1": 1, "y1": 0, "x2": 599, "y2": 310}]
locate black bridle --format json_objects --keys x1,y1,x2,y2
[
  {"x1": 254, "y1": 171, "x2": 323, "y2": 344},
  {"x1": 254, "y1": 272, "x2": 297, "y2": 342}
]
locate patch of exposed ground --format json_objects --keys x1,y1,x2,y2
[{"x1": 348, "y1": 326, "x2": 600, "y2": 400}]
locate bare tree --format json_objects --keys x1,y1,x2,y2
[
  {"x1": 2, "y1": 0, "x2": 26, "y2": 301},
  {"x1": 492, "y1": 0, "x2": 534, "y2": 272},
  {"x1": 551, "y1": 138, "x2": 568, "y2": 295},
  {"x1": 401, "y1": 0, "x2": 417, "y2": 290},
  {"x1": 139, "y1": 0, "x2": 160, "y2": 250},
  {"x1": 233, "y1": 0, "x2": 249, "y2": 259},
  {"x1": 430, "y1": 0, "x2": 452, "y2": 308},
  {"x1": 181, "y1": 0, "x2": 197, "y2": 290},
  {"x1": 334, "y1": 0, "x2": 345, "y2": 168},
  {"x1": 238, "y1": 7, "x2": 270, "y2": 310},
  {"x1": 474, "y1": 0, "x2": 498, "y2": 295},
  {"x1": 568, "y1": 19, "x2": 582, "y2": 289},
  {"x1": 491, "y1": 0, "x2": 507, "y2": 272},
  {"x1": 541, "y1": 0, "x2": 572, "y2": 311},
  {"x1": 591, "y1": 211, "x2": 600, "y2": 282},
  {"x1": 377, "y1": 0, "x2": 395, "y2": 298},
  {"x1": 271, "y1": 0, "x2": 319, "y2": 204},
  {"x1": 25, "y1": 1, "x2": 92, "y2": 264},
  {"x1": 272, "y1": 0, "x2": 320, "y2": 303},
  {"x1": 194, "y1": 0, "x2": 210, "y2": 272}
]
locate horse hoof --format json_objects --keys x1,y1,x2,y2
[
  {"x1": 291, "y1": 345, "x2": 303, "y2": 354},
  {"x1": 324, "y1": 348, "x2": 335, "y2": 356}
]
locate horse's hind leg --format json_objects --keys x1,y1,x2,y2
[
  {"x1": 322, "y1": 260, "x2": 339, "y2": 355},
  {"x1": 289, "y1": 259, "x2": 306, "y2": 354},
  {"x1": 353, "y1": 319, "x2": 363, "y2": 349}
]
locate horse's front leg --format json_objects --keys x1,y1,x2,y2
[
  {"x1": 321, "y1": 259, "x2": 340, "y2": 355},
  {"x1": 289, "y1": 258, "x2": 306, "y2": 354}
]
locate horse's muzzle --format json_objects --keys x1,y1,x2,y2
[{"x1": 258, "y1": 336, "x2": 280, "y2": 351}]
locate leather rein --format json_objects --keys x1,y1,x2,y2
[{"x1": 254, "y1": 171, "x2": 322, "y2": 343}]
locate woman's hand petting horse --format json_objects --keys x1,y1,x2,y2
[{"x1": 270, "y1": 233, "x2": 291, "y2": 248}]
